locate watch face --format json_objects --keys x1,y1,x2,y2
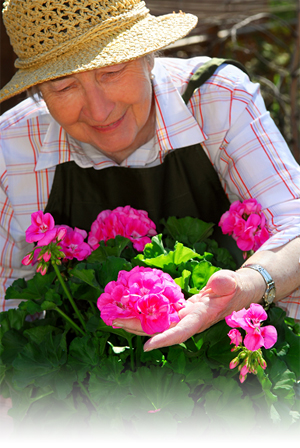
[{"x1": 266, "y1": 287, "x2": 276, "y2": 304}]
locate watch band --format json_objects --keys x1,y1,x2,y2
[{"x1": 242, "y1": 264, "x2": 276, "y2": 308}]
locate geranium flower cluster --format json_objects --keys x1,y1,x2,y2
[
  {"x1": 219, "y1": 199, "x2": 270, "y2": 258},
  {"x1": 22, "y1": 206, "x2": 157, "y2": 275},
  {"x1": 225, "y1": 303, "x2": 277, "y2": 383},
  {"x1": 97, "y1": 266, "x2": 186, "y2": 335},
  {"x1": 22, "y1": 211, "x2": 92, "y2": 275},
  {"x1": 88, "y1": 206, "x2": 157, "y2": 252}
]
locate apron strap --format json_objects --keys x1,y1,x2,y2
[{"x1": 182, "y1": 57, "x2": 249, "y2": 104}]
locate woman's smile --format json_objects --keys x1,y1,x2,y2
[
  {"x1": 92, "y1": 111, "x2": 127, "y2": 133},
  {"x1": 39, "y1": 57, "x2": 155, "y2": 164}
]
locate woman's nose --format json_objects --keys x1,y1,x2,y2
[{"x1": 81, "y1": 76, "x2": 115, "y2": 123}]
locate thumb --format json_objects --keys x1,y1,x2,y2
[{"x1": 205, "y1": 270, "x2": 237, "y2": 296}]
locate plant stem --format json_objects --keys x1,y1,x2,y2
[
  {"x1": 89, "y1": 300, "x2": 96, "y2": 314},
  {"x1": 128, "y1": 338, "x2": 135, "y2": 371},
  {"x1": 136, "y1": 336, "x2": 142, "y2": 368},
  {"x1": 55, "y1": 307, "x2": 86, "y2": 337},
  {"x1": 53, "y1": 263, "x2": 86, "y2": 331}
]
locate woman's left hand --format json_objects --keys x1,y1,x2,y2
[{"x1": 112, "y1": 268, "x2": 266, "y2": 350}]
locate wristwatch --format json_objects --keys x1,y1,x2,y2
[{"x1": 242, "y1": 264, "x2": 276, "y2": 308}]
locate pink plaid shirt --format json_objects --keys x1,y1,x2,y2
[{"x1": 1, "y1": 56, "x2": 300, "y2": 317}]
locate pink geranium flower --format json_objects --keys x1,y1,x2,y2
[
  {"x1": 240, "y1": 304, "x2": 277, "y2": 351},
  {"x1": 225, "y1": 307, "x2": 248, "y2": 328},
  {"x1": 59, "y1": 226, "x2": 92, "y2": 261},
  {"x1": 88, "y1": 206, "x2": 157, "y2": 252},
  {"x1": 219, "y1": 198, "x2": 270, "y2": 257},
  {"x1": 226, "y1": 303, "x2": 277, "y2": 352},
  {"x1": 226, "y1": 303, "x2": 277, "y2": 383},
  {"x1": 228, "y1": 328, "x2": 243, "y2": 347},
  {"x1": 25, "y1": 211, "x2": 57, "y2": 246},
  {"x1": 97, "y1": 266, "x2": 185, "y2": 334}
]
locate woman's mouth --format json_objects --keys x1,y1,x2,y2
[{"x1": 92, "y1": 112, "x2": 126, "y2": 133}]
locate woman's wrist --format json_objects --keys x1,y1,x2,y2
[{"x1": 235, "y1": 267, "x2": 267, "y2": 306}]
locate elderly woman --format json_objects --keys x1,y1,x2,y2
[{"x1": 0, "y1": 0, "x2": 300, "y2": 353}]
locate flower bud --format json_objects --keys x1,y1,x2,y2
[
  {"x1": 43, "y1": 251, "x2": 51, "y2": 262},
  {"x1": 22, "y1": 253, "x2": 33, "y2": 266},
  {"x1": 229, "y1": 358, "x2": 239, "y2": 369},
  {"x1": 56, "y1": 227, "x2": 67, "y2": 242},
  {"x1": 36, "y1": 263, "x2": 43, "y2": 273},
  {"x1": 40, "y1": 266, "x2": 47, "y2": 276},
  {"x1": 258, "y1": 353, "x2": 267, "y2": 370},
  {"x1": 239, "y1": 372, "x2": 247, "y2": 383},
  {"x1": 240, "y1": 364, "x2": 249, "y2": 376}
]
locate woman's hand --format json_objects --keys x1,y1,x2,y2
[{"x1": 113, "y1": 268, "x2": 266, "y2": 351}]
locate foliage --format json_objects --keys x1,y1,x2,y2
[{"x1": 0, "y1": 216, "x2": 299, "y2": 438}]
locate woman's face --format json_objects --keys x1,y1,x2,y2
[{"x1": 39, "y1": 57, "x2": 155, "y2": 164}]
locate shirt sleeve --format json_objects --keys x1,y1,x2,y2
[
  {"x1": 192, "y1": 63, "x2": 300, "y2": 318},
  {"x1": 197, "y1": 63, "x2": 300, "y2": 252},
  {"x1": 0, "y1": 147, "x2": 35, "y2": 312}
]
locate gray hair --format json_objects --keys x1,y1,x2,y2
[{"x1": 27, "y1": 85, "x2": 43, "y2": 102}]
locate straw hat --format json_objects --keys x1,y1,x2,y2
[{"x1": 0, "y1": 0, "x2": 198, "y2": 103}]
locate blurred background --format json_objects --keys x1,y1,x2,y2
[{"x1": 1, "y1": 0, "x2": 299, "y2": 161}]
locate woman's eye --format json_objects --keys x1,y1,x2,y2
[{"x1": 57, "y1": 84, "x2": 73, "y2": 92}]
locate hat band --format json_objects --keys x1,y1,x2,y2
[{"x1": 14, "y1": 2, "x2": 149, "y2": 70}]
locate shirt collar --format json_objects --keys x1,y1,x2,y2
[{"x1": 36, "y1": 58, "x2": 206, "y2": 171}]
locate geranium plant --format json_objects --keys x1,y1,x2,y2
[
  {"x1": 226, "y1": 303, "x2": 278, "y2": 383},
  {"x1": 0, "y1": 206, "x2": 299, "y2": 439},
  {"x1": 219, "y1": 198, "x2": 270, "y2": 259}
]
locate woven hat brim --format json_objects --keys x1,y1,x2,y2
[{"x1": 0, "y1": 13, "x2": 198, "y2": 104}]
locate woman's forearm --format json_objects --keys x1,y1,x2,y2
[{"x1": 238, "y1": 236, "x2": 300, "y2": 302}]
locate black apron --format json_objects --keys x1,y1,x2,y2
[{"x1": 45, "y1": 58, "x2": 247, "y2": 266}]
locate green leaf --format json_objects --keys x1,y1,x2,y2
[
  {"x1": 190, "y1": 260, "x2": 220, "y2": 290},
  {"x1": 23, "y1": 325, "x2": 61, "y2": 345},
  {"x1": 52, "y1": 365, "x2": 77, "y2": 400},
  {"x1": 1, "y1": 329, "x2": 28, "y2": 364},
  {"x1": 283, "y1": 325, "x2": 300, "y2": 379},
  {"x1": 161, "y1": 216, "x2": 214, "y2": 247},
  {"x1": 5, "y1": 272, "x2": 56, "y2": 301},
  {"x1": 134, "y1": 242, "x2": 201, "y2": 277},
  {"x1": 266, "y1": 352, "x2": 296, "y2": 405},
  {"x1": 143, "y1": 234, "x2": 167, "y2": 258},
  {"x1": 68, "y1": 336, "x2": 100, "y2": 382},
  {"x1": 70, "y1": 282, "x2": 102, "y2": 303},
  {"x1": 98, "y1": 256, "x2": 132, "y2": 287},
  {"x1": 88, "y1": 357, "x2": 132, "y2": 410},
  {"x1": 174, "y1": 269, "x2": 191, "y2": 291},
  {"x1": 71, "y1": 264, "x2": 100, "y2": 289},
  {"x1": 12, "y1": 332, "x2": 68, "y2": 390},
  {"x1": 166, "y1": 346, "x2": 213, "y2": 392},
  {"x1": 41, "y1": 301, "x2": 57, "y2": 311},
  {"x1": 256, "y1": 366, "x2": 278, "y2": 406},
  {"x1": 204, "y1": 320, "x2": 234, "y2": 367},
  {"x1": 86, "y1": 315, "x2": 101, "y2": 333},
  {"x1": 204, "y1": 376, "x2": 256, "y2": 428},
  {"x1": 44, "y1": 289, "x2": 63, "y2": 306},
  {"x1": 0, "y1": 308, "x2": 27, "y2": 333},
  {"x1": 87, "y1": 236, "x2": 132, "y2": 263},
  {"x1": 18, "y1": 300, "x2": 42, "y2": 315},
  {"x1": 8, "y1": 385, "x2": 54, "y2": 422},
  {"x1": 120, "y1": 365, "x2": 194, "y2": 420}
]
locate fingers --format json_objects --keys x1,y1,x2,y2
[
  {"x1": 143, "y1": 310, "x2": 203, "y2": 351},
  {"x1": 113, "y1": 318, "x2": 148, "y2": 336}
]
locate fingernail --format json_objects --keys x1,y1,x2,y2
[{"x1": 112, "y1": 321, "x2": 123, "y2": 328}]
